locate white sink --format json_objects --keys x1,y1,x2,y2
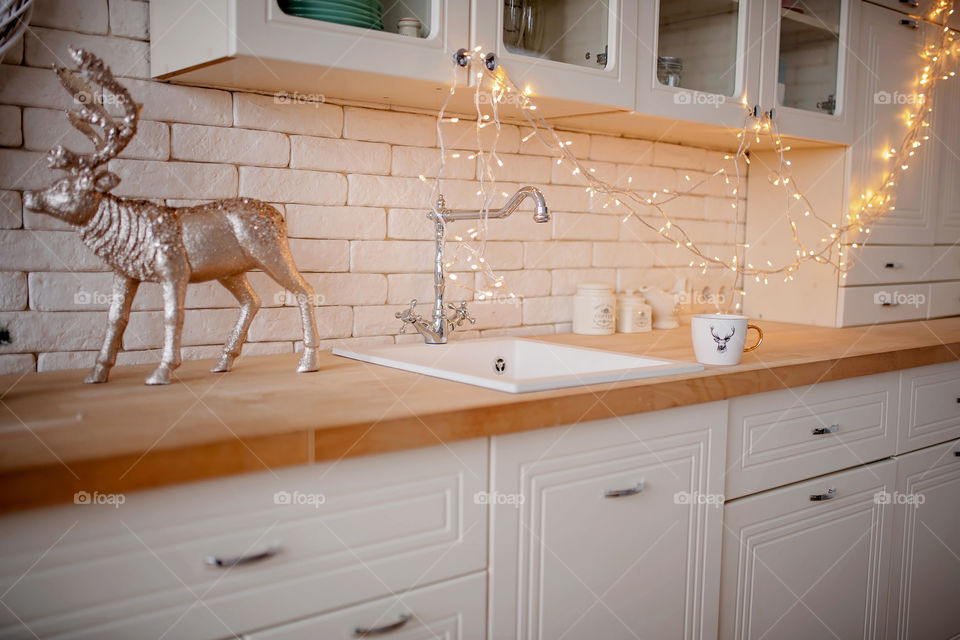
[{"x1": 333, "y1": 338, "x2": 704, "y2": 393}]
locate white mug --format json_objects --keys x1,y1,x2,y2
[{"x1": 691, "y1": 314, "x2": 763, "y2": 365}]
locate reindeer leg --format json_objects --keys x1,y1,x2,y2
[
  {"x1": 212, "y1": 274, "x2": 260, "y2": 373},
  {"x1": 146, "y1": 274, "x2": 187, "y2": 385},
  {"x1": 260, "y1": 265, "x2": 320, "y2": 373},
  {"x1": 85, "y1": 275, "x2": 138, "y2": 384}
]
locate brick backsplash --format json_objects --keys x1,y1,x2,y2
[{"x1": 0, "y1": 0, "x2": 745, "y2": 375}]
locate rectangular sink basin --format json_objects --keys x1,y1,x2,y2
[{"x1": 333, "y1": 338, "x2": 704, "y2": 393}]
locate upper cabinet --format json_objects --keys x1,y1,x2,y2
[
  {"x1": 636, "y1": 0, "x2": 763, "y2": 128},
  {"x1": 633, "y1": 0, "x2": 855, "y2": 143},
  {"x1": 470, "y1": 0, "x2": 638, "y2": 115},
  {"x1": 150, "y1": 0, "x2": 470, "y2": 112},
  {"x1": 757, "y1": 0, "x2": 857, "y2": 143}
]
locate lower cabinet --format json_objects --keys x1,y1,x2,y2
[
  {"x1": 244, "y1": 571, "x2": 486, "y2": 639},
  {"x1": 720, "y1": 460, "x2": 897, "y2": 640},
  {"x1": 488, "y1": 402, "x2": 727, "y2": 640},
  {"x1": 885, "y1": 438, "x2": 960, "y2": 640}
]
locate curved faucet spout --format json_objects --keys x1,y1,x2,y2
[{"x1": 440, "y1": 186, "x2": 550, "y2": 223}]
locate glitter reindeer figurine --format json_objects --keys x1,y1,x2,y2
[{"x1": 23, "y1": 49, "x2": 321, "y2": 385}]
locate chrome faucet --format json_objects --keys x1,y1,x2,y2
[{"x1": 396, "y1": 186, "x2": 550, "y2": 344}]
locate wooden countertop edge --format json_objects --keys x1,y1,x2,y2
[{"x1": 1, "y1": 338, "x2": 957, "y2": 513}]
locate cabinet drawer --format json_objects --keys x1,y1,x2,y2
[
  {"x1": 838, "y1": 283, "x2": 930, "y2": 326},
  {"x1": 841, "y1": 245, "x2": 934, "y2": 286},
  {"x1": 929, "y1": 245, "x2": 960, "y2": 281},
  {"x1": 245, "y1": 571, "x2": 486, "y2": 639},
  {"x1": 726, "y1": 372, "x2": 899, "y2": 499},
  {"x1": 898, "y1": 361, "x2": 960, "y2": 453},
  {"x1": 885, "y1": 439, "x2": 960, "y2": 639},
  {"x1": 0, "y1": 440, "x2": 488, "y2": 640},
  {"x1": 928, "y1": 281, "x2": 960, "y2": 318},
  {"x1": 720, "y1": 460, "x2": 896, "y2": 640}
]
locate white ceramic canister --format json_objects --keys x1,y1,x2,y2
[
  {"x1": 397, "y1": 17, "x2": 422, "y2": 37},
  {"x1": 616, "y1": 291, "x2": 652, "y2": 333},
  {"x1": 573, "y1": 283, "x2": 616, "y2": 335}
]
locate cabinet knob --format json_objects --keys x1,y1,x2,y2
[
  {"x1": 204, "y1": 544, "x2": 280, "y2": 568},
  {"x1": 900, "y1": 18, "x2": 920, "y2": 29},
  {"x1": 900, "y1": 0, "x2": 920, "y2": 7},
  {"x1": 812, "y1": 424, "x2": 840, "y2": 435},
  {"x1": 355, "y1": 613, "x2": 412, "y2": 637},
  {"x1": 809, "y1": 488, "x2": 837, "y2": 501},
  {"x1": 884, "y1": 262, "x2": 903, "y2": 269},
  {"x1": 604, "y1": 481, "x2": 645, "y2": 498}
]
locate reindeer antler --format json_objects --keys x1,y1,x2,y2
[{"x1": 48, "y1": 48, "x2": 140, "y2": 173}]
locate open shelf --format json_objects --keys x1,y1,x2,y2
[{"x1": 781, "y1": 8, "x2": 839, "y2": 36}]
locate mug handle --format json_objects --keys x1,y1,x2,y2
[{"x1": 743, "y1": 324, "x2": 763, "y2": 352}]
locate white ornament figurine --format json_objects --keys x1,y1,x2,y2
[{"x1": 23, "y1": 49, "x2": 321, "y2": 385}]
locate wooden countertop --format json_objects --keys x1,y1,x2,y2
[{"x1": 1, "y1": 318, "x2": 958, "y2": 512}]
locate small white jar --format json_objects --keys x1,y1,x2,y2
[
  {"x1": 397, "y1": 17, "x2": 422, "y2": 37},
  {"x1": 573, "y1": 283, "x2": 615, "y2": 335},
  {"x1": 617, "y1": 291, "x2": 652, "y2": 333}
]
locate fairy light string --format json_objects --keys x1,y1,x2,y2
[{"x1": 420, "y1": 3, "x2": 957, "y2": 307}]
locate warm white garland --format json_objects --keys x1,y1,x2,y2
[{"x1": 420, "y1": 1, "x2": 957, "y2": 310}]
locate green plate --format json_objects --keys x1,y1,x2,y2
[
  {"x1": 280, "y1": 3, "x2": 381, "y2": 23},
  {"x1": 281, "y1": 9, "x2": 383, "y2": 29},
  {"x1": 283, "y1": 0, "x2": 380, "y2": 16}
]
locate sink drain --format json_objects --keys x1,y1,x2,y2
[{"x1": 494, "y1": 358, "x2": 506, "y2": 374}]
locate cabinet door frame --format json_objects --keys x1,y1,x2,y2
[
  {"x1": 885, "y1": 438, "x2": 960, "y2": 640},
  {"x1": 488, "y1": 402, "x2": 727, "y2": 640},
  {"x1": 757, "y1": 0, "x2": 858, "y2": 144},
  {"x1": 470, "y1": 0, "x2": 639, "y2": 114},
  {"x1": 635, "y1": 0, "x2": 764, "y2": 129}
]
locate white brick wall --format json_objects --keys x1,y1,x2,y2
[{"x1": 0, "y1": 0, "x2": 745, "y2": 374}]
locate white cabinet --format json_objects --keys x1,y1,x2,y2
[
  {"x1": 0, "y1": 440, "x2": 488, "y2": 640},
  {"x1": 726, "y1": 371, "x2": 899, "y2": 499},
  {"x1": 897, "y1": 361, "x2": 960, "y2": 454},
  {"x1": 471, "y1": 0, "x2": 639, "y2": 114},
  {"x1": 720, "y1": 460, "x2": 897, "y2": 640},
  {"x1": 634, "y1": 0, "x2": 855, "y2": 143},
  {"x1": 885, "y1": 438, "x2": 960, "y2": 640},
  {"x1": 245, "y1": 571, "x2": 486, "y2": 639},
  {"x1": 150, "y1": 0, "x2": 470, "y2": 111},
  {"x1": 934, "y1": 65, "x2": 960, "y2": 245},
  {"x1": 489, "y1": 402, "x2": 727, "y2": 639},
  {"x1": 848, "y1": 2, "x2": 939, "y2": 246}
]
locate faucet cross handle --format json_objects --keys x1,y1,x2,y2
[
  {"x1": 447, "y1": 301, "x2": 476, "y2": 328},
  {"x1": 395, "y1": 299, "x2": 421, "y2": 333}
]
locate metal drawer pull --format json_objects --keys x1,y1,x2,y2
[
  {"x1": 354, "y1": 613, "x2": 413, "y2": 637},
  {"x1": 900, "y1": 18, "x2": 920, "y2": 28},
  {"x1": 882, "y1": 301, "x2": 900, "y2": 307},
  {"x1": 900, "y1": 0, "x2": 920, "y2": 6},
  {"x1": 812, "y1": 424, "x2": 840, "y2": 435},
  {"x1": 204, "y1": 545, "x2": 280, "y2": 568},
  {"x1": 883, "y1": 262, "x2": 903, "y2": 269},
  {"x1": 955, "y1": 451, "x2": 960, "y2": 457},
  {"x1": 810, "y1": 488, "x2": 837, "y2": 502},
  {"x1": 604, "y1": 481, "x2": 646, "y2": 498}
]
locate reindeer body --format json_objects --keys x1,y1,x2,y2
[{"x1": 23, "y1": 49, "x2": 320, "y2": 385}]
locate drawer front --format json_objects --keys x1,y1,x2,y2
[
  {"x1": 726, "y1": 372, "x2": 899, "y2": 499},
  {"x1": 898, "y1": 361, "x2": 960, "y2": 453},
  {"x1": 929, "y1": 245, "x2": 960, "y2": 281},
  {"x1": 720, "y1": 460, "x2": 896, "y2": 640},
  {"x1": 0, "y1": 440, "x2": 488, "y2": 640},
  {"x1": 842, "y1": 245, "x2": 934, "y2": 286},
  {"x1": 838, "y1": 283, "x2": 930, "y2": 326},
  {"x1": 928, "y1": 281, "x2": 960, "y2": 318},
  {"x1": 245, "y1": 571, "x2": 486, "y2": 639}
]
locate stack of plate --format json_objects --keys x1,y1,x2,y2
[{"x1": 278, "y1": 0, "x2": 384, "y2": 30}]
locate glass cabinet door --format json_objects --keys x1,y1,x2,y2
[
  {"x1": 637, "y1": 0, "x2": 762, "y2": 129},
  {"x1": 656, "y1": 0, "x2": 744, "y2": 98},
  {"x1": 758, "y1": 0, "x2": 854, "y2": 143},
  {"x1": 775, "y1": 0, "x2": 843, "y2": 114},
  {"x1": 472, "y1": 0, "x2": 638, "y2": 113}
]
